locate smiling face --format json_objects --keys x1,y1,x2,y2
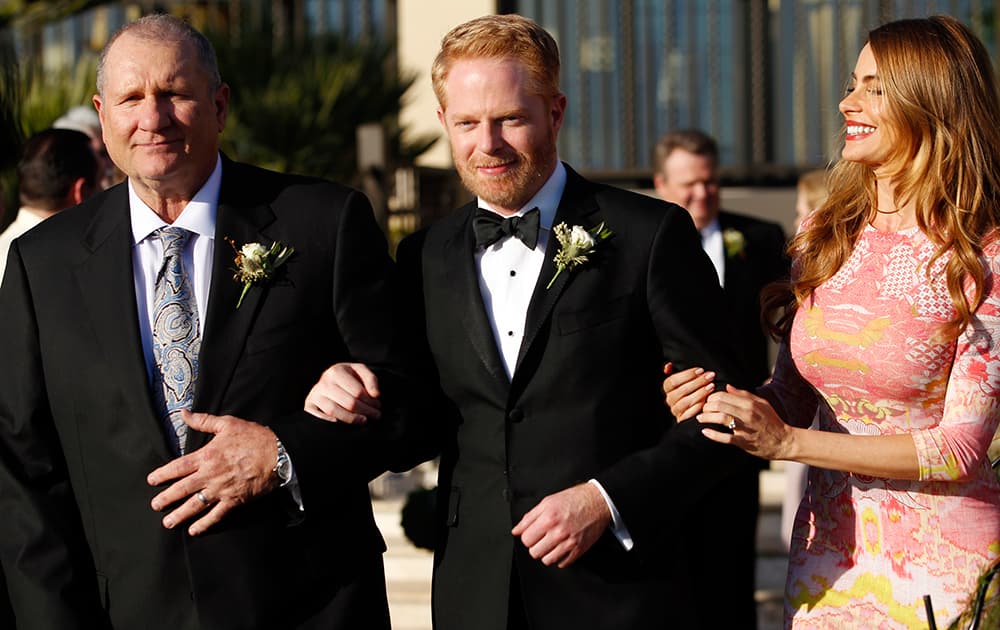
[
  {"x1": 437, "y1": 57, "x2": 565, "y2": 216},
  {"x1": 839, "y1": 44, "x2": 894, "y2": 170},
  {"x1": 93, "y1": 32, "x2": 228, "y2": 207},
  {"x1": 653, "y1": 148, "x2": 720, "y2": 230}
]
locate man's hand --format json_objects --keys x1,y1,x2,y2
[
  {"x1": 511, "y1": 483, "x2": 610, "y2": 569},
  {"x1": 147, "y1": 410, "x2": 279, "y2": 536},
  {"x1": 304, "y1": 362, "x2": 381, "y2": 424}
]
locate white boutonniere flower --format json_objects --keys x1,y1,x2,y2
[
  {"x1": 546, "y1": 222, "x2": 613, "y2": 289},
  {"x1": 227, "y1": 238, "x2": 295, "y2": 308},
  {"x1": 722, "y1": 228, "x2": 746, "y2": 258}
]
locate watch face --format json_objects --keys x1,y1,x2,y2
[
  {"x1": 275, "y1": 443, "x2": 292, "y2": 483},
  {"x1": 277, "y1": 461, "x2": 291, "y2": 482}
]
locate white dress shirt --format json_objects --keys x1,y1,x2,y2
[
  {"x1": 475, "y1": 161, "x2": 633, "y2": 551},
  {"x1": 130, "y1": 157, "x2": 221, "y2": 376},
  {"x1": 128, "y1": 156, "x2": 301, "y2": 507},
  {"x1": 699, "y1": 219, "x2": 726, "y2": 287}
]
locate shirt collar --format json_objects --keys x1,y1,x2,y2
[
  {"x1": 129, "y1": 155, "x2": 222, "y2": 245},
  {"x1": 699, "y1": 217, "x2": 722, "y2": 239},
  {"x1": 477, "y1": 160, "x2": 566, "y2": 231}
]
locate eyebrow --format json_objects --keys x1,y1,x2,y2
[{"x1": 850, "y1": 72, "x2": 879, "y2": 82}]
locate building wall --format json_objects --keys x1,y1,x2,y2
[
  {"x1": 397, "y1": 0, "x2": 497, "y2": 168},
  {"x1": 14, "y1": 0, "x2": 1000, "y2": 184},
  {"x1": 398, "y1": 0, "x2": 999, "y2": 182}
]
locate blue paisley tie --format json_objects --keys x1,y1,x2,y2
[{"x1": 151, "y1": 227, "x2": 200, "y2": 454}]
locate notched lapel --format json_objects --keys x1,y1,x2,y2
[
  {"x1": 443, "y1": 212, "x2": 509, "y2": 384},
  {"x1": 189, "y1": 198, "x2": 275, "y2": 451},
  {"x1": 74, "y1": 190, "x2": 171, "y2": 460}
]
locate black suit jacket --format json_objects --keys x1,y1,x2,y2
[
  {"x1": 717, "y1": 210, "x2": 789, "y2": 385},
  {"x1": 0, "y1": 158, "x2": 412, "y2": 629},
  {"x1": 397, "y1": 166, "x2": 759, "y2": 630}
]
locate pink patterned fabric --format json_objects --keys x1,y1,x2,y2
[{"x1": 773, "y1": 225, "x2": 1000, "y2": 628}]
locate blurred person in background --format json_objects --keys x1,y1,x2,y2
[
  {"x1": 780, "y1": 168, "x2": 829, "y2": 550},
  {"x1": 654, "y1": 129, "x2": 788, "y2": 626},
  {"x1": 794, "y1": 169, "x2": 829, "y2": 229},
  {"x1": 653, "y1": 129, "x2": 789, "y2": 385},
  {"x1": 664, "y1": 15, "x2": 1000, "y2": 628},
  {"x1": 54, "y1": 104, "x2": 122, "y2": 189},
  {"x1": 0, "y1": 127, "x2": 98, "y2": 283}
]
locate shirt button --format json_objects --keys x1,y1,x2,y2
[
  {"x1": 510, "y1": 270, "x2": 516, "y2": 277},
  {"x1": 508, "y1": 331, "x2": 514, "y2": 336}
]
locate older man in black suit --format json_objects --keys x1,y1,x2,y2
[
  {"x1": 0, "y1": 14, "x2": 411, "y2": 629},
  {"x1": 307, "y1": 14, "x2": 759, "y2": 630}
]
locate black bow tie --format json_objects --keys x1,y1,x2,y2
[{"x1": 473, "y1": 207, "x2": 540, "y2": 250}]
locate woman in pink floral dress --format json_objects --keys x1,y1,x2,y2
[{"x1": 665, "y1": 15, "x2": 1000, "y2": 629}]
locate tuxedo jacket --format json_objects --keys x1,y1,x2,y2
[
  {"x1": 717, "y1": 210, "x2": 789, "y2": 385},
  {"x1": 0, "y1": 158, "x2": 413, "y2": 629},
  {"x1": 397, "y1": 165, "x2": 760, "y2": 630}
]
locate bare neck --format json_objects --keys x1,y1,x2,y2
[
  {"x1": 130, "y1": 180, "x2": 200, "y2": 224},
  {"x1": 870, "y1": 177, "x2": 917, "y2": 232},
  {"x1": 19, "y1": 205, "x2": 60, "y2": 221}
]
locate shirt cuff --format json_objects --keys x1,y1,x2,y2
[{"x1": 588, "y1": 478, "x2": 633, "y2": 551}]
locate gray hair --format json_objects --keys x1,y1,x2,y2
[{"x1": 96, "y1": 14, "x2": 221, "y2": 97}]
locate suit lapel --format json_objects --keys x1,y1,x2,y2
[
  {"x1": 188, "y1": 163, "x2": 276, "y2": 451},
  {"x1": 74, "y1": 186, "x2": 172, "y2": 459},
  {"x1": 441, "y1": 205, "x2": 509, "y2": 384},
  {"x1": 514, "y1": 167, "x2": 601, "y2": 375}
]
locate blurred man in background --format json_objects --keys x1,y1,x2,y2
[
  {"x1": 54, "y1": 104, "x2": 122, "y2": 189},
  {"x1": 0, "y1": 127, "x2": 98, "y2": 282},
  {"x1": 654, "y1": 128, "x2": 789, "y2": 629}
]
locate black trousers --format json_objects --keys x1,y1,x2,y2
[{"x1": 508, "y1": 561, "x2": 531, "y2": 630}]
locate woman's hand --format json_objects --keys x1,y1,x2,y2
[
  {"x1": 662, "y1": 362, "x2": 716, "y2": 421},
  {"x1": 304, "y1": 363, "x2": 381, "y2": 424},
  {"x1": 698, "y1": 384, "x2": 793, "y2": 460}
]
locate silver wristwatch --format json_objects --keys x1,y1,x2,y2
[{"x1": 273, "y1": 438, "x2": 292, "y2": 486}]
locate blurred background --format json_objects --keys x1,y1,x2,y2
[{"x1": 2, "y1": 0, "x2": 999, "y2": 246}]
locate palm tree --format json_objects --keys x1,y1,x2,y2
[
  {"x1": 214, "y1": 30, "x2": 436, "y2": 185},
  {"x1": 0, "y1": 28, "x2": 22, "y2": 225}
]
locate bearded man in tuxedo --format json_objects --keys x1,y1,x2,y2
[
  {"x1": 307, "y1": 13, "x2": 759, "y2": 630},
  {"x1": 0, "y1": 14, "x2": 411, "y2": 629}
]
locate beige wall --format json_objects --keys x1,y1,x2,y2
[{"x1": 397, "y1": 0, "x2": 497, "y2": 168}]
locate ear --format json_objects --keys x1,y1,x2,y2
[
  {"x1": 652, "y1": 172, "x2": 668, "y2": 199},
  {"x1": 93, "y1": 93, "x2": 104, "y2": 128},
  {"x1": 68, "y1": 177, "x2": 90, "y2": 206},
  {"x1": 436, "y1": 107, "x2": 446, "y2": 130},
  {"x1": 214, "y1": 83, "x2": 230, "y2": 132},
  {"x1": 549, "y1": 93, "x2": 567, "y2": 135}
]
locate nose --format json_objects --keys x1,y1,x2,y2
[
  {"x1": 137, "y1": 95, "x2": 171, "y2": 132},
  {"x1": 839, "y1": 90, "x2": 861, "y2": 115},
  {"x1": 475, "y1": 122, "x2": 504, "y2": 154}
]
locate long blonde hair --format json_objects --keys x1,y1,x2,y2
[{"x1": 772, "y1": 15, "x2": 1000, "y2": 339}]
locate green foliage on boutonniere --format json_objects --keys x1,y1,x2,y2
[
  {"x1": 722, "y1": 228, "x2": 746, "y2": 258},
  {"x1": 227, "y1": 238, "x2": 295, "y2": 308},
  {"x1": 546, "y1": 222, "x2": 613, "y2": 289}
]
